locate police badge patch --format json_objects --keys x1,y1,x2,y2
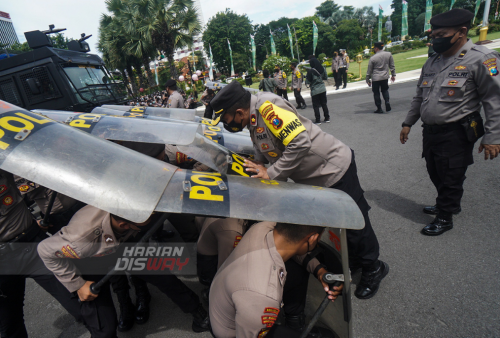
[
  {"x1": 483, "y1": 58, "x2": 499, "y2": 76},
  {"x1": 2, "y1": 195, "x2": 13, "y2": 206}
]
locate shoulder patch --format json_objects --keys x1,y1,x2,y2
[
  {"x1": 296, "y1": 70, "x2": 301, "y2": 78},
  {"x1": 483, "y1": 57, "x2": 499, "y2": 76},
  {"x1": 282, "y1": 72, "x2": 286, "y2": 78},
  {"x1": 258, "y1": 101, "x2": 306, "y2": 146}
]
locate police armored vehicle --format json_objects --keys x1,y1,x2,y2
[{"x1": 0, "y1": 25, "x2": 126, "y2": 112}]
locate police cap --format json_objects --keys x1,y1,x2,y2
[
  {"x1": 210, "y1": 81, "x2": 248, "y2": 125},
  {"x1": 164, "y1": 79, "x2": 177, "y2": 88},
  {"x1": 430, "y1": 9, "x2": 474, "y2": 29}
]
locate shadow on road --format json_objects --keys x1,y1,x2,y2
[{"x1": 364, "y1": 189, "x2": 432, "y2": 225}]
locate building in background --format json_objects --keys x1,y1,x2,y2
[
  {"x1": 173, "y1": 0, "x2": 206, "y2": 68},
  {"x1": 0, "y1": 12, "x2": 19, "y2": 48}
]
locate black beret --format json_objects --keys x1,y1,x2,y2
[
  {"x1": 210, "y1": 81, "x2": 248, "y2": 125},
  {"x1": 430, "y1": 9, "x2": 474, "y2": 29},
  {"x1": 165, "y1": 79, "x2": 177, "y2": 88}
]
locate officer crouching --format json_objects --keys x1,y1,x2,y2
[{"x1": 400, "y1": 9, "x2": 500, "y2": 236}]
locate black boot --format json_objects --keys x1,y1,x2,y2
[
  {"x1": 191, "y1": 303, "x2": 211, "y2": 332},
  {"x1": 301, "y1": 103, "x2": 307, "y2": 110},
  {"x1": 285, "y1": 313, "x2": 305, "y2": 332},
  {"x1": 421, "y1": 212, "x2": 453, "y2": 236},
  {"x1": 135, "y1": 283, "x2": 151, "y2": 325},
  {"x1": 201, "y1": 287, "x2": 210, "y2": 304},
  {"x1": 354, "y1": 260, "x2": 389, "y2": 299},
  {"x1": 296, "y1": 104, "x2": 302, "y2": 109},
  {"x1": 116, "y1": 291, "x2": 135, "y2": 332},
  {"x1": 423, "y1": 205, "x2": 461, "y2": 215}
]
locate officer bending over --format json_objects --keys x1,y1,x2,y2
[{"x1": 209, "y1": 222, "x2": 341, "y2": 338}]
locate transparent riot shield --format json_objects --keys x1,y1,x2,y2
[
  {"x1": 205, "y1": 81, "x2": 259, "y2": 94},
  {"x1": 34, "y1": 110, "x2": 201, "y2": 146},
  {"x1": 101, "y1": 105, "x2": 196, "y2": 121},
  {"x1": 304, "y1": 229, "x2": 353, "y2": 338},
  {"x1": 0, "y1": 102, "x2": 176, "y2": 222},
  {"x1": 155, "y1": 170, "x2": 365, "y2": 229}
]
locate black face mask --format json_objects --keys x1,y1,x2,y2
[
  {"x1": 223, "y1": 118, "x2": 243, "y2": 133},
  {"x1": 432, "y1": 31, "x2": 458, "y2": 54}
]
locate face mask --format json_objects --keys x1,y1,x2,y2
[
  {"x1": 223, "y1": 118, "x2": 243, "y2": 133},
  {"x1": 432, "y1": 31, "x2": 458, "y2": 53}
]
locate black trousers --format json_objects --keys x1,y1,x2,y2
[
  {"x1": 330, "y1": 151, "x2": 380, "y2": 268},
  {"x1": 293, "y1": 89, "x2": 306, "y2": 107},
  {"x1": 372, "y1": 79, "x2": 390, "y2": 110},
  {"x1": 423, "y1": 126, "x2": 475, "y2": 214},
  {"x1": 0, "y1": 232, "x2": 82, "y2": 338},
  {"x1": 282, "y1": 259, "x2": 310, "y2": 316},
  {"x1": 311, "y1": 92, "x2": 330, "y2": 122},
  {"x1": 338, "y1": 68, "x2": 347, "y2": 88},
  {"x1": 276, "y1": 88, "x2": 289, "y2": 101}
]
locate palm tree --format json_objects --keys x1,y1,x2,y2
[{"x1": 137, "y1": 0, "x2": 202, "y2": 79}]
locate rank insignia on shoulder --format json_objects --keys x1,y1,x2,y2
[
  {"x1": 251, "y1": 113, "x2": 257, "y2": 126},
  {"x1": 483, "y1": 58, "x2": 498, "y2": 76},
  {"x1": 268, "y1": 152, "x2": 278, "y2": 157},
  {"x1": 2, "y1": 195, "x2": 13, "y2": 206},
  {"x1": 256, "y1": 127, "x2": 265, "y2": 134},
  {"x1": 455, "y1": 65, "x2": 467, "y2": 70},
  {"x1": 104, "y1": 234, "x2": 114, "y2": 245}
]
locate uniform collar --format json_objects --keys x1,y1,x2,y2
[{"x1": 266, "y1": 230, "x2": 285, "y2": 268}]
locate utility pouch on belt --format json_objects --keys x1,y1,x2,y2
[{"x1": 460, "y1": 113, "x2": 485, "y2": 143}]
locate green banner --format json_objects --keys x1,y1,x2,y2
[
  {"x1": 402, "y1": 0, "x2": 408, "y2": 40},
  {"x1": 227, "y1": 39, "x2": 234, "y2": 76},
  {"x1": 287, "y1": 24, "x2": 295, "y2": 59},
  {"x1": 424, "y1": 0, "x2": 433, "y2": 31},
  {"x1": 450, "y1": 0, "x2": 456, "y2": 10},
  {"x1": 270, "y1": 30, "x2": 276, "y2": 55},
  {"x1": 250, "y1": 34, "x2": 256, "y2": 71},
  {"x1": 313, "y1": 21, "x2": 318, "y2": 55},
  {"x1": 473, "y1": 0, "x2": 482, "y2": 24},
  {"x1": 378, "y1": 5, "x2": 383, "y2": 41},
  {"x1": 209, "y1": 44, "x2": 213, "y2": 80}
]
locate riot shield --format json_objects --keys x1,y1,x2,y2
[
  {"x1": 155, "y1": 170, "x2": 364, "y2": 229},
  {"x1": 205, "y1": 81, "x2": 259, "y2": 94},
  {"x1": 34, "y1": 110, "x2": 202, "y2": 146},
  {"x1": 101, "y1": 105, "x2": 196, "y2": 121},
  {"x1": 304, "y1": 229, "x2": 353, "y2": 338},
  {"x1": 0, "y1": 101, "x2": 176, "y2": 223}
]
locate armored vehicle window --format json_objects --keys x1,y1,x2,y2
[
  {"x1": 19, "y1": 66, "x2": 61, "y2": 104},
  {"x1": 0, "y1": 78, "x2": 23, "y2": 107}
]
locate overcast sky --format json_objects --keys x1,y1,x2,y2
[{"x1": 3, "y1": 0, "x2": 392, "y2": 52}]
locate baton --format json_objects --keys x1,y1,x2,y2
[
  {"x1": 89, "y1": 213, "x2": 169, "y2": 295},
  {"x1": 299, "y1": 273, "x2": 344, "y2": 338},
  {"x1": 39, "y1": 191, "x2": 58, "y2": 228}
]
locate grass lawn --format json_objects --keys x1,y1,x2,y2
[{"x1": 241, "y1": 31, "x2": 500, "y2": 90}]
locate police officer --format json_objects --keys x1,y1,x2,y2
[
  {"x1": 37, "y1": 205, "x2": 211, "y2": 336},
  {"x1": 337, "y1": 51, "x2": 349, "y2": 89},
  {"x1": 274, "y1": 65, "x2": 288, "y2": 100},
  {"x1": 289, "y1": 60, "x2": 306, "y2": 110},
  {"x1": 210, "y1": 81, "x2": 388, "y2": 300},
  {"x1": 196, "y1": 217, "x2": 247, "y2": 302},
  {"x1": 400, "y1": 9, "x2": 500, "y2": 236},
  {"x1": 165, "y1": 79, "x2": 185, "y2": 109},
  {"x1": 15, "y1": 178, "x2": 85, "y2": 235},
  {"x1": 209, "y1": 221, "x2": 341, "y2": 338},
  {"x1": 0, "y1": 170, "x2": 82, "y2": 337},
  {"x1": 366, "y1": 41, "x2": 396, "y2": 114}
]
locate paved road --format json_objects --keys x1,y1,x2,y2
[{"x1": 25, "y1": 81, "x2": 500, "y2": 337}]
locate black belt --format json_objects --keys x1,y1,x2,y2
[
  {"x1": 422, "y1": 112, "x2": 480, "y2": 134},
  {"x1": 0, "y1": 220, "x2": 41, "y2": 255}
]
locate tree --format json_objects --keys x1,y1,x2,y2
[
  {"x1": 8, "y1": 42, "x2": 32, "y2": 54},
  {"x1": 390, "y1": 0, "x2": 425, "y2": 37},
  {"x1": 293, "y1": 16, "x2": 336, "y2": 59},
  {"x1": 261, "y1": 55, "x2": 291, "y2": 72},
  {"x1": 334, "y1": 19, "x2": 366, "y2": 52},
  {"x1": 49, "y1": 33, "x2": 74, "y2": 49},
  {"x1": 253, "y1": 17, "x2": 298, "y2": 67},
  {"x1": 315, "y1": 0, "x2": 340, "y2": 21},
  {"x1": 202, "y1": 9, "x2": 253, "y2": 75}
]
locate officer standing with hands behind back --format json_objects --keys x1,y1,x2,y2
[{"x1": 400, "y1": 9, "x2": 500, "y2": 236}]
